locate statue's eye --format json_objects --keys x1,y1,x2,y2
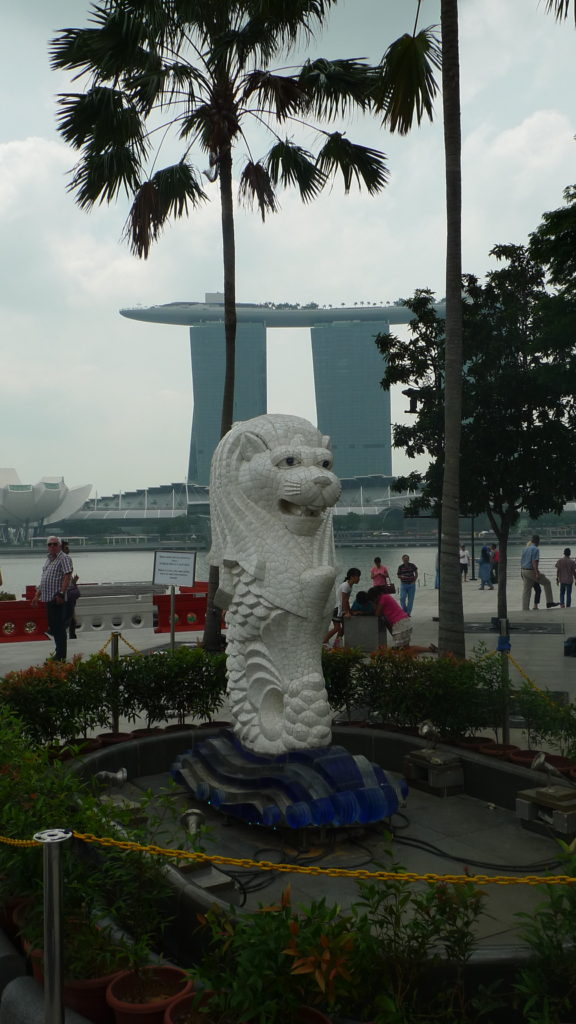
[
  {"x1": 321, "y1": 459, "x2": 332, "y2": 469},
  {"x1": 279, "y1": 455, "x2": 300, "y2": 468}
]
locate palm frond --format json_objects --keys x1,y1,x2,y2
[
  {"x1": 544, "y1": 0, "x2": 576, "y2": 21},
  {"x1": 315, "y1": 133, "x2": 388, "y2": 195},
  {"x1": 238, "y1": 161, "x2": 278, "y2": 220},
  {"x1": 56, "y1": 88, "x2": 147, "y2": 155},
  {"x1": 124, "y1": 161, "x2": 207, "y2": 258},
  {"x1": 125, "y1": 59, "x2": 205, "y2": 116},
  {"x1": 50, "y1": 7, "x2": 153, "y2": 81},
  {"x1": 298, "y1": 58, "x2": 375, "y2": 118},
  {"x1": 241, "y1": 70, "x2": 305, "y2": 119},
  {"x1": 265, "y1": 140, "x2": 326, "y2": 202},
  {"x1": 373, "y1": 27, "x2": 441, "y2": 135},
  {"x1": 68, "y1": 145, "x2": 142, "y2": 209},
  {"x1": 226, "y1": 1, "x2": 338, "y2": 65}
]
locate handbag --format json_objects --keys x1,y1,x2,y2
[
  {"x1": 381, "y1": 580, "x2": 396, "y2": 595},
  {"x1": 68, "y1": 583, "x2": 81, "y2": 601}
]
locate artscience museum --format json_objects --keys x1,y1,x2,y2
[{"x1": 0, "y1": 469, "x2": 91, "y2": 535}]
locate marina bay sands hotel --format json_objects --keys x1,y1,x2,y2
[{"x1": 121, "y1": 297, "x2": 419, "y2": 487}]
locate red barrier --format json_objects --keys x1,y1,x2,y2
[
  {"x1": 0, "y1": 600, "x2": 49, "y2": 643},
  {"x1": 2, "y1": 584, "x2": 215, "y2": 640},
  {"x1": 154, "y1": 586, "x2": 210, "y2": 633}
]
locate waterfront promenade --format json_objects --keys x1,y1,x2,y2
[{"x1": 0, "y1": 572, "x2": 573, "y2": 700}]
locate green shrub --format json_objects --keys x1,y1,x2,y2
[{"x1": 321, "y1": 646, "x2": 364, "y2": 715}]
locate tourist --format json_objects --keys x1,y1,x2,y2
[
  {"x1": 31, "y1": 536, "x2": 73, "y2": 661},
  {"x1": 459, "y1": 545, "x2": 470, "y2": 582},
  {"x1": 351, "y1": 591, "x2": 376, "y2": 615},
  {"x1": 490, "y1": 544, "x2": 500, "y2": 584},
  {"x1": 369, "y1": 587, "x2": 437, "y2": 654},
  {"x1": 323, "y1": 568, "x2": 361, "y2": 647},
  {"x1": 370, "y1": 556, "x2": 390, "y2": 588},
  {"x1": 555, "y1": 547, "x2": 576, "y2": 609},
  {"x1": 478, "y1": 545, "x2": 494, "y2": 591},
  {"x1": 61, "y1": 540, "x2": 80, "y2": 639},
  {"x1": 521, "y1": 534, "x2": 559, "y2": 611},
  {"x1": 397, "y1": 554, "x2": 418, "y2": 615}
]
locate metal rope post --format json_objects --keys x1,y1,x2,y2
[
  {"x1": 33, "y1": 828, "x2": 72, "y2": 1024},
  {"x1": 110, "y1": 632, "x2": 120, "y2": 732}
]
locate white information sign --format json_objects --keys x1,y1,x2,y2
[{"x1": 153, "y1": 550, "x2": 196, "y2": 588}]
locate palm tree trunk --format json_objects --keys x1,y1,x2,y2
[
  {"x1": 438, "y1": 0, "x2": 465, "y2": 658},
  {"x1": 204, "y1": 147, "x2": 237, "y2": 652},
  {"x1": 219, "y1": 148, "x2": 237, "y2": 437}
]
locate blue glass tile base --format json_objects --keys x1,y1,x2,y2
[{"x1": 172, "y1": 728, "x2": 408, "y2": 829}]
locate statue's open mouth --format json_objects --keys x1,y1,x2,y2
[{"x1": 279, "y1": 500, "x2": 321, "y2": 518}]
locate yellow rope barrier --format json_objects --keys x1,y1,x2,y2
[
  {"x1": 117, "y1": 633, "x2": 143, "y2": 656},
  {"x1": 0, "y1": 829, "x2": 549, "y2": 887},
  {"x1": 96, "y1": 632, "x2": 142, "y2": 657}
]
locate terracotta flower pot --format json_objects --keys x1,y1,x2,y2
[
  {"x1": 106, "y1": 966, "x2": 193, "y2": 1024},
  {"x1": 508, "y1": 748, "x2": 541, "y2": 768},
  {"x1": 478, "y1": 743, "x2": 520, "y2": 760},
  {"x1": 59, "y1": 737, "x2": 103, "y2": 760},
  {"x1": 97, "y1": 732, "x2": 133, "y2": 747},
  {"x1": 63, "y1": 970, "x2": 125, "y2": 1024},
  {"x1": 452, "y1": 736, "x2": 495, "y2": 753},
  {"x1": 130, "y1": 728, "x2": 165, "y2": 739},
  {"x1": 546, "y1": 754, "x2": 575, "y2": 776}
]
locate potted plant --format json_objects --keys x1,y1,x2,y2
[{"x1": 106, "y1": 964, "x2": 193, "y2": 1024}]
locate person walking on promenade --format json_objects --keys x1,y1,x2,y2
[
  {"x1": 397, "y1": 554, "x2": 418, "y2": 615},
  {"x1": 556, "y1": 547, "x2": 576, "y2": 608},
  {"x1": 459, "y1": 545, "x2": 470, "y2": 582},
  {"x1": 521, "y1": 534, "x2": 559, "y2": 611},
  {"x1": 457, "y1": 544, "x2": 467, "y2": 585},
  {"x1": 370, "y1": 556, "x2": 390, "y2": 588},
  {"x1": 490, "y1": 544, "x2": 500, "y2": 585},
  {"x1": 478, "y1": 545, "x2": 494, "y2": 591},
  {"x1": 31, "y1": 535, "x2": 73, "y2": 661},
  {"x1": 323, "y1": 568, "x2": 361, "y2": 647}
]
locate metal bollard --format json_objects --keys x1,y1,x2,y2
[
  {"x1": 110, "y1": 632, "x2": 120, "y2": 732},
  {"x1": 33, "y1": 828, "x2": 72, "y2": 1024}
]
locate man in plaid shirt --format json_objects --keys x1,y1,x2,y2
[{"x1": 32, "y1": 536, "x2": 72, "y2": 661}]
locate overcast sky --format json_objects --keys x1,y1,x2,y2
[{"x1": 1, "y1": 0, "x2": 575, "y2": 497}]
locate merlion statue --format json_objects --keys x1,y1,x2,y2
[{"x1": 209, "y1": 414, "x2": 341, "y2": 755}]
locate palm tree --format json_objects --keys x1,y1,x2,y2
[
  {"x1": 50, "y1": 0, "x2": 390, "y2": 648},
  {"x1": 378, "y1": 0, "x2": 574, "y2": 657},
  {"x1": 437, "y1": 0, "x2": 464, "y2": 656}
]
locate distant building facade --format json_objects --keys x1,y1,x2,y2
[
  {"x1": 188, "y1": 322, "x2": 266, "y2": 484},
  {"x1": 311, "y1": 321, "x2": 391, "y2": 478},
  {"x1": 121, "y1": 298, "x2": 423, "y2": 485}
]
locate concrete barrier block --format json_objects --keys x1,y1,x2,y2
[
  {"x1": 74, "y1": 594, "x2": 154, "y2": 632},
  {"x1": 344, "y1": 616, "x2": 387, "y2": 653}
]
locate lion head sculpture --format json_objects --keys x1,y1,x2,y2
[{"x1": 209, "y1": 414, "x2": 341, "y2": 616}]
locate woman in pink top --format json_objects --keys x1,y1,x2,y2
[
  {"x1": 369, "y1": 587, "x2": 438, "y2": 653},
  {"x1": 370, "y1": 556, "x2": 390, "y2": 588}
]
